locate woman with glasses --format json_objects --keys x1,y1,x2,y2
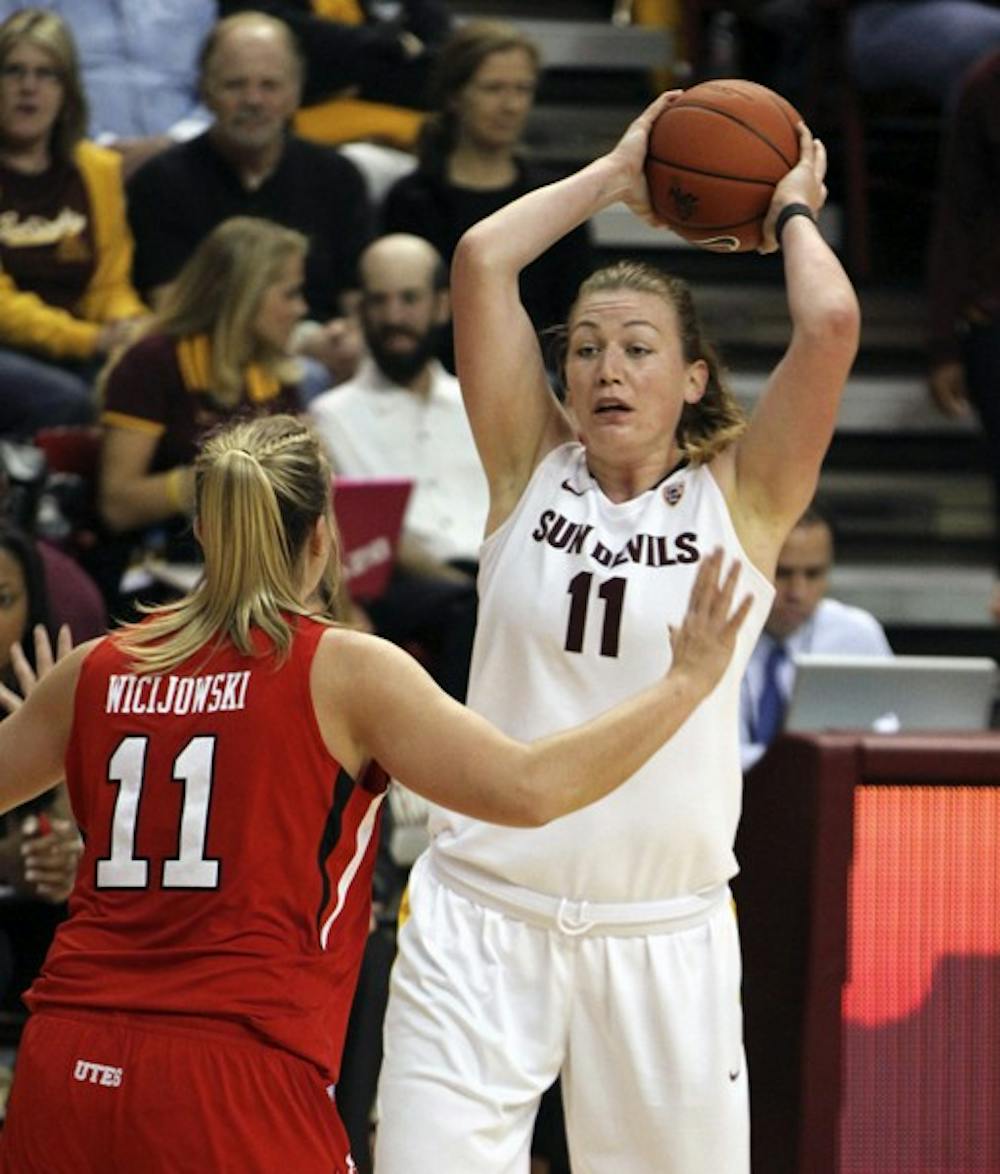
[{"x1": 0, "y1": 8, "x2": 145, "y2": 437}]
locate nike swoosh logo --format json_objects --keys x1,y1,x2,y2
[
  {"x1": 561, "y1": 479, "x2": 586, "y2": 496},
  {"x1": 729, "y1": 1069, "x2": 741, "y2": 1082}
]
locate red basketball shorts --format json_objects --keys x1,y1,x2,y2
[{"x1": 0, "y1": 1009, "x2": 356, "y2": 1173}]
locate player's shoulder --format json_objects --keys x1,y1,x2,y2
[
  {"x1": 76, "y1": 631, "x2": 128, "y2": 670},
  {"x1": 315, "y1": 625, "x2": 421, "y2": 684},
  {"x1": 54, "y1": 635, "x2": 112, "y2": 702}
]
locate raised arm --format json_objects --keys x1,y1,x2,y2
[
  {"x1": 452, "y1": 91, "x2": 679, "y2": 527},
  {"x1": 726, "y1": 124, "x2": 861, "y2": 570},
  {"x1": 318, "y1": 549, "x2": 750, "y2": 826}
]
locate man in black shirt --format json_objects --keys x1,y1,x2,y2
[{"x1": 127, "y1": 11, "x2": 373, "y2": 388}]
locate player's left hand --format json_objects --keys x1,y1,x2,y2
[{"x1": 758, "y1": 122, "x2": 827, "y2": 254}]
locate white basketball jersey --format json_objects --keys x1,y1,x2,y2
[{"x1": 429, "y1": 442, "x2": 774, "y2": 904}]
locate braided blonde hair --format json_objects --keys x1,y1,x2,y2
[{"x1": 116, "y1": 415, "x2": 340, "y2": 674}]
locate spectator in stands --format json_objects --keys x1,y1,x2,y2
[
  {"x1": 740, "y1": 505, "x2": 892, "y2": 770},
  {"x1": 310, "y1": 232, "x2": 486, "y2": 702},
  {"x1": 381, "y1": 20, "x2": 594, "y2": 368},
  {"x1": 0, "y1": 440, "x2": 107, "y2": 642},
  {"x1": 0, "y1": 525, "x2": 79, "y2": 1020},
  {"x1": 0, "y1": 8, "x2": 146, "y2": 438},
  {"x1": 220, "y1": 0, "x2": 451, "y2": 173},
  {"x1": 925, "y1": 49, "x2": 1000, "y2": 620},
  {"x1": 126, "y1": 10, "x2": 372, "y2": 394},
  {"x1": 848, "y1": 0, "x2": 1000, "y2": 107},
  {"x1": 0, "y1": 0, "x2": 217, "y2": 180},
  {"x1": 96, "y1": 217, "x2": 305, "y2": 613}
]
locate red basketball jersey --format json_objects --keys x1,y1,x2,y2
[{"x1": 27, "y1": 616, "x2": 387, "y2": 1083}]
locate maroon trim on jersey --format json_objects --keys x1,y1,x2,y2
[
  {"x1": 315, "y1": 766, "x2": 386, "y2": 950},
  {"x1": 359, "y1": 760, "x2": 390, "y2": 795}
]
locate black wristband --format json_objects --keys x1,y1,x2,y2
[{"x1": 774, "y1": 202, "x2": 816, "y2": 247}]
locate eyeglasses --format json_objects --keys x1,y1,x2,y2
[{"x1": 0, "y1": 63, "x2": 62, "y2": 85}]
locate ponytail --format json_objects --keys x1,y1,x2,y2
[{"x1": 116, "y1": 415, "x2": 340, "y2": 674}]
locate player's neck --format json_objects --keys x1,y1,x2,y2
[{"x1": 586, "y1": 444, "x2": 686, "y2": 504}]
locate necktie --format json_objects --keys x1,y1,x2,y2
[{"x1": 754, "y1": 643, "x2": 788, "y2": 747}]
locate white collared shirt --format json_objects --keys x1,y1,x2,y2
[{"x1": 309, "y1": 358, "x2": 489, "y2": 565}]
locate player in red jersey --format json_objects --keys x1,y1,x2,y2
[{"x1": 0, "y1": 413, "x2": 748, "y2": 1174}]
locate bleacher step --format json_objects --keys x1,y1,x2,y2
[{"x1": 831, "y1": 564, "x2": 995, "y2": 629}]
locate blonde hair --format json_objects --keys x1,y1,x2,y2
[
  {"x1": 116, "y1": 414, "x2": 340, "y2": 675},
  {"x1": 0, "y1": 8, "x2": 87, "y2": 160},
  {"x1": 112, "y1": 217, "x2": 306, "y2": 407},
  {"x1": 564, "y1": 261, "x2": 746, "y2": 465}
]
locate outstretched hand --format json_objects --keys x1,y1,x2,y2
[
  {"x1": 0, "y1": 623, "x2": 72, "y2": 715},
  {"x1": 758, "y1": 122, "x2": 828, "y2": 253},
  {"x1": 607, "y1": 89, "x2": 682, "y2": 226},
  {"x1": 668, "y1": 549, "x2": 753, "y2": 698}
]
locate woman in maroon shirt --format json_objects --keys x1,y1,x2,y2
[{"x1": 96, "y1": 215, "x2": 306, "y2": 611}]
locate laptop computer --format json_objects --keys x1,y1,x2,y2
[
  {"x1": 332, "y1": 475, "x2": 413, "y2": 602},
  {"x1": 784, "y1": 653, "x2": 998, "y2": 735}
]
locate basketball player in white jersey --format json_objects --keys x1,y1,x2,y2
[{"x1": 375, "y1": 91, "x2": 860, "y2": 1173}]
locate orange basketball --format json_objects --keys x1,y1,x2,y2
[{"x1": 644, "y1": 79, "x2": 802, "y2": 252}]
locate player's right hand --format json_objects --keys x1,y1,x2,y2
[{"x1": 608, "y1": 89, "x2": 681, "y2": 227}]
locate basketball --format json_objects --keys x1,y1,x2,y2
[{"x1": 644, "y1": 79, "x2": 802, "y2": 252}]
